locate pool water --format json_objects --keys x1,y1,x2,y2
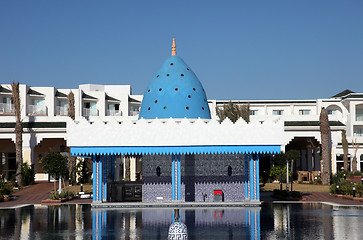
[{"x1": 0, "y1": 203, "x2": 362, "y2": 239}]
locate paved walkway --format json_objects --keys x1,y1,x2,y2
[
  {"x1": 0, "y1": 182, "x2": 91, "y2": 208},
  {"x1": 261, "y1": 191, "x2": 363, "y2": 206},
  {"x1": 301, "y1": 192, "x2": 363, "y2": 205}
]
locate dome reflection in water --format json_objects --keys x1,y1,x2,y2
[{"x1": 168, "y1": 209, "x2": 188, "y2": 240}]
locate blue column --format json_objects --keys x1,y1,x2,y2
[
  {"x1": 98, "y1": 210, "x2": 102, "y2": 239},
  {"x1": 256, "y1": 154, "x2": 260, "y2": 201},
  {"x1": 93, "y1": 155, "x2": 97, "y2": 202},
  {"x1": 245, "y1": 154, "x2": 249, "y2": 200},
  {"x1": 245, "y1": 209, "x2": 250, "y2": 239},
  {"x1": 172, "y1": 154, "x2": 175, "y2": 200},
  {"x1": 250, "y1": 154, "x2": 254, "y2": 200},
  {"x1": 98, "y1": 155, "x2": 103, "y2": 202},
  {"x1": 251, "y1": 209, "x2": 255, "y2": 240},
  {"x1": 177, "y1": 154, "x2": 181, "y2": 200}
]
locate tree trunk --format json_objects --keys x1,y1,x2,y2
[
  {"x1": 68, "y1": 91, "x2": 75, "y2": 120},
  {"x1": 352, "y1": 156, "x2": 357, "y2": 172},
  {"x1": 341, "y1": 130, "x2": 349, "y2": 170},
  {"x1": 12, "y1": 81, "x2": 23, "y2": 187},
  {"x1": 319, "y1": 107, "x2": 331, "y2": 185}
]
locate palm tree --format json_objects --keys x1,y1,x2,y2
[
  {"x1": 341, "y1": 130, "x2": 349, "y2": 170},
  {"x1": 216, "y1": 101, "x2": 250, "y2": 123},
  {"x1": 67, "y1": 91, "x2": 76, "y2": 183},
  {"x1": 67, "y1": 91, "x2": 75, "y2": 120},
  {"x1": 11, "y1": 81, "x2": 23, "y2": 186},
  {"x1": 319, "y1": 107, "x2": 331, "y2": 185}
]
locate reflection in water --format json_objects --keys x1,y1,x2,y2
[
  {"x1": 0, "y1": 204, "x2": 362, "y2": 239},
  {"x1": 167, "y1": 209, "x2": 188, "y2": 239}
]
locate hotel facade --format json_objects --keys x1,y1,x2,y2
[{"x1": 0, "y1": 84, "x2": 362, "y2": 183}]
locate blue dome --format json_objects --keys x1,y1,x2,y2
[{"x1": 139, "y1": 55, "x2": 211, "y2": 119}]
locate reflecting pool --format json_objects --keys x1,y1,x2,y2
[{"x1": 0, "y1": 203, "x2": 362, "y2": 239}]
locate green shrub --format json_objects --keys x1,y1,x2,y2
[
  {"x1": 49, "y1": 192, "x2": 60, "y2": 200},
  {"x1": 269, "y1": 165, "x2": 288, "y2": 183},
  {"x1": 41, "y1": 152, "x2": 69, "y2": 180},
  {"x1": 330, "y1": 181, "x2": 363, "y2": 197},
  {"x1": 21, "y1": 163, "x2": 35, "y2": 186},
  {"x1": 59, "y1": 191, "x2": 75, "y2": 199},
  {"x1": 353, "y1": 171, "x2": 362, "y2": 176},
  {"x1": 0, "y1": 181, "x2": 13, "y2": 195}
]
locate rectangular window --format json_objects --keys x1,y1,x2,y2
[
  {"x1": 90, "y1": 102, "x2": 97, "y2": 110},
  {"x1": 2, "y1": 97, "x2": 10, "y2": 104},
  {"x1": 299, "y1": 110, "x2": 310, "y2": 115},
  {"x1": 250, "y1": 110, "x2": 258, "y2": 116},
  {"x1": 108, "y1": 104, "x2": 115, "y2": 110},
  {"x1": 327, "y1": 110, "x2": 335, "y2": 115},
  {"x1": 31, "y1": 98, "x2": 45, "y2": 106},
  {"x1": 58, "y1": 100, "x2": 68, "y2": 108},
  {"x1": 272, "y1": 110, "x2": 284, "y2": 115},
  {"x1": 84, "y1": 102, "x2": 90, "y2": 108},
  {"x1": 356, "y1": 109, "x2": 363, "y2": 121},
  {"x1": 354, "y1": 127, "x2": 363, "y2": 137}
]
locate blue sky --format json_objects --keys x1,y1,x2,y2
[{"x1": 1, "y1": 1, "x2": 362, "y2": 100}]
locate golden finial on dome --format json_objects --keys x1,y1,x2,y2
[{"x1": 171, "y1": 38, "x2": 176, "y2": 56}]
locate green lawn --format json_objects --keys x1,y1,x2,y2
[
  {"x1": 261, "y1": 182, "x2": 330, "y2": 193},
  {"x1": 63, "y1": 183, "x2": 93, "y2": 194}
]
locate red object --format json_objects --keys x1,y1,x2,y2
[{"x1": 214, "y1": 190, "x2": 222, "y2": 195}]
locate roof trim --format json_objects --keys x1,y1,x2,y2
[
  {"x1": 0, "y1": 122, "x2": 66, "y2": 128},
  {"x1": 342, "y1": 93, "x2": 363, "y2": 100},
  {"x1": 128, "y1": 96, "x2": 141, "y2": 103},
  {"x1": 216, "y1": 100, "x2": 317, "y2": 104},
  {"x1": 82, "y1": 93, "x2": 97, "y2": 100},
  {"x1": 106, "y1": 94, "x2": 120, "y2": 102},
  {"x1": 55, "y1": 91, "x2": 67, "y2": 98},
  {"x1": 331, "y1": 89, "x2": 354, "y2": 98},
  {"x1": 27, "y1": 89, "x2": 44, "y2": 96},
  {"x1": 71, "y1": 145, "x2": 281, "y2": 156},
  {"x1": 285, "y1": 121, "x2": 345, "y2": 127},
  {"x1": 0, "y1": 85, "x2": 12, "y2": 93}
]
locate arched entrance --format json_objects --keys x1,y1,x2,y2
[
  {"x1": 286, "y1": 137, "x2": 321, "y2": 172},
  {"x1": 0, "y1": 139, "x2": 16, "y2": 180},
  {"x1": 34, "y1": 138, "x2": 70, "y2": 181}
]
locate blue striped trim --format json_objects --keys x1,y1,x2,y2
[{"x1": 71, "y1": 145, "x2": 281, "y2": 156}]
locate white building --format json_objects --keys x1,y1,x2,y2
[{"x1": 0, "y1": 83, "x2": 362, "y2": 181}]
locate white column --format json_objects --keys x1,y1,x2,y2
[{"x1": 130, "y1": 156, "x2": 136, "y2": 181}]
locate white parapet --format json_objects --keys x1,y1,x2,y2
[{"x1": 67, "y1": 117, "x2": 284, "y2": 148}]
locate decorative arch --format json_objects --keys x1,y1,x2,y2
[
  {"x1": 285, "y1": 137, "x2": 321, "y2": 172},
  {"x1": 326, "y1": 104, "x2": 343, "y2": 118}
]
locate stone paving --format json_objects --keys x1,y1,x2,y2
[
  {"x1": 0, "y1": 182, "x2": 91, "y2": 208},
  {"x1": 0, "y1": 182, "x2": 362, "y2": 209}
]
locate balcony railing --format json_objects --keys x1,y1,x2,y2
[
  {"x1": 0, "y1": 103, "x2": 14, "y2": 114},
  {"x1": 55, "y1": 106, "x2": 68, "y2": 116},
  {"x1": 106, "y1": 109, "x2": 122, "y2": 116},
  {"x1": 28, "y1": 105, "x2": 47, "y2": 115},
  {"x1": 129, "y1": 110, "x2": 139, "y2": 117},
  {"x1": 83, "y1": 108, "x2": 99, "y2": 117}
]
